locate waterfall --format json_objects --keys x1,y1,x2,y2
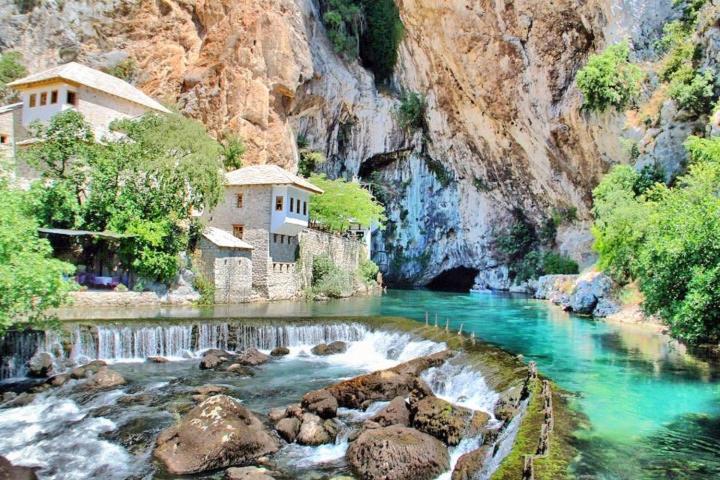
[
  {"x1": 0, "y1": 330, "x2": 44, "y2": 380},
  {"x1": 68, "y1": 322, "x2": 370, "y2": 362}
]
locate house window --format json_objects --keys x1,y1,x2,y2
[
  {"x1": 235, "y1": 193, "x2": 244, "y2": 208},
  {"x1": 289, "y1": 198, "x2": 294, "y2": 213},
  {"x1": 50, "y1": 90, "x2": 58, "y2": 104},
  {"x1": 66, "y1": 91, "x2": 77, "y2": 106},
  {"x1": 273, "y1": 234, "x2": 278, "y2": 243},
  {"x1": 303, "y1": 201, "x2": 307, "y2": 215},
  {"x1": 29, "y1": 94, "x2": 36, "y2": 107},
  {"x1": 275, "y1": 195, "x2": 284, "y2": 211},
  {"x1": 232, "y1": 224, "x2": 244, "y2": 239},
  {"x1": 39, "y1": 92, "x2": 47, "y2": 106},
  {"x1": 0, "y1": 135, "x2": 7, "y2": 144}
]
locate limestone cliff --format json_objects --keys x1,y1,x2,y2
[{"x1": 0, "y1": 0, "x2": 682, "y2": 288}]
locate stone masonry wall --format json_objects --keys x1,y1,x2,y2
[
  {"x1": 295, "y1": 228, "x2": 368, "y2": 292},
  {"x1": 196, "y1": 237, "x2": 253, "y2": 304}
]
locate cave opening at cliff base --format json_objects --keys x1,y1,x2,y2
[{"x1": 426, "y1": 266, "x2": 479, "y2": 292}]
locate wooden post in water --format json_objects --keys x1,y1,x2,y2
[
  {"x1": 458, "y1": 323, "x2": 463, "y2": 335},
  {"x1": 445, "y1": 318, "x2": 449, "y2": 332},
  {"x1": 425, "y1": 312, "x2": 429, "y2": 326},
  {"x1": 434, "y1": 314, "x2": 439, "y2": 328},
  {"x1": 471, "y1": 332, "x2": 476, "y2": 345}
]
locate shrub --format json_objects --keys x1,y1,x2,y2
[
  {"x1": 309, "y1": 174, "x2": 386, "y2": 232},
  {"x1": 396, "y1": 91, "x2": 427, "y2": 131},
  {"x1": 668, "y1": 67, "x2": 715, "y2": 115},
  {"x1": 322, "y1": 0, "x2": 363, "y2": 58},
  {"x1": 105, "y1": 58, "x2": 138, "y2": 83},
  {"x1": 496, "y1": 212, "x2": 537, "y2": 262},
  {"x1": 312, "y1": 254, "x2": 335, "y2": 285},
  {"x1": 0, "y1": 51, "x2": 27, "y2": 102},
  {"x1": 315, "y1": 268, "x2": 353, "y2": 298},
  {"x1": 633, "y1": 163, "x2": 665, "y2": 196},
  {"x1": 193, "y1": 272, "x2": 215, "y2": 305},
  {"x1": 542, "y1": 252, "x2": 579, "y2": 275},
  {"x1": 298, "y1": 150, "x2": 326, "y2": 177},
  {"x1": 360, "y1": 0, "x2": 404, "y2": 82},
  {"x1": 221, "y1": 135, "x2": 246, "y2": 171},
  {"x1": 359, "y1": 258, "x2": 379, "y2": 283},
  {"x1": 575, "y1": 41, "x2": 644, "y2": 112},
  {"x1": 424, "y1": 156, "x2": 452, "y2": 187}
]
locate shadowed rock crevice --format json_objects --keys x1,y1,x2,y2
[{"x1": 426, "y1": 267, "x2": 479, "y2": 292}]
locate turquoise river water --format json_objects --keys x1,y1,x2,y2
[{"x1": 158, "y1": 289, "x2": 720, "y2": 480}]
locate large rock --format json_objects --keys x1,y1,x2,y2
[
  {"x1": 311, "y1": 341, "x2": 347, "y2": 356},
  {"x1": 200, "y1": 353, "x2": 225, "y2": 370},
  {"x1": 296, "y1": 413, "x2": 336, "y2": 446},
  {"x1": 370, "y1": 396, "x2": 411, "y2": 427},
  {"x1": 301, "y1": 389, "x2": 338, "y2": 419},
  {"x1": 270, "y1": 346, "x2": 290, "y2": 357},
  {"x1": 85, "y1": 367, "x2": 126, "y2": 389},
  {"x1": 225, "y1": 466, "x2": 276, "y2": 480},
  {"x1": 326, "y1": 351, "x2": 452, "y2": 409},
  {"x1": 451, "y1": 446, "x2": 491, "y2": 480},
  {"x1": 154, "y1": 395, "x2": 279, "y2": 475},
  {"x1": 569, "y1": 280, "x2": 597, "y2": 314},
  {"x1": 0, "y1": 455, "x2": 37, "y2": 480},
  {"x1": 275, "y1": 417, "x2": 301, "y2": 443},
  {"x1": 27, "y1": 352, "x2": 54, "y2": 377},
  {"x1": 412, "y1": 397, "x2": 475, "y2": 446},
  {"x1": 235, "y1": 348, "x2": 270, "y2": 366},
  {"x1": 347, "y1": 425, "x2": 450, "y2": 480}
]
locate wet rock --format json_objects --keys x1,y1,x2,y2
[
  {"x1": 311, "y1": 341, "x2": 347, "y2": 356},
  {"x1": 45, "y1": 373, "x2": 70, "y2": 388},
  {"x1": 285, "y1": 403, "x2": 303, "y2": 418},
  {"x1": 412, "y1": 397, "x2": 474, "y2": 446},
  {"x1": 326, "y1": 369, "x2": 434, "y2": 410},
  {"x1": 235, "y1": 348, "x2": 270, "y2": 366},
  {"x1": 451, "y1": 446, "x2": 491, "y2": 480},
  {"x1": 28, "y1": 352, "x2": 54, "y2": 377},
  {"x1": 494, "y1": 386, "x2": 523, "y2": 422},
  {"x1": 593, "y1": 298, "x2": 620, "y2": 317},
  {"x1": 270, "y1": 346, "x2": 290, "y2": 357},
  {"x1": 268, "y1": 407, "x2": 287, "y2": 423},
  {"x1": 301, "y1": 389, "x2": 338, "y2": 419},
  {"x1": 154, "y1": 395, "x2": 279, "y2": 475},
  {"x1": 1, "y1": 392, "x2": 35, "y2": 408},
  {"x1": 370, "y1": 396, "x2": 411, "y2": 427},
  {"x1": 194, "y1": 385, "x2": 227, "y2": 396},
  {"x1": 85, "y1": 367, "x2": 126, "y2": 390},
  {"x1": 71, "y1": 360, "x2": 107, "y2": 379},
  {"x1": 296, "y1": 413, "x2": 335, "y2": 446},
  {"x1": 147, "y1": 356, "x2": 169, "y2": 363},
  {"x1": 275, "y1": 417, "x2": 301, "y2": 443},
  {"x1": 347, "y1": 425, "x2": 450, "y2": 480},
  {"x1": 200, "y1": 353, "x2": 225, "y2": 370},
  {"x1": 0, "y1": 455, "x2": 38, "y2": 480},
  {"x1": 225, "y1": 466, "x2": 277, "y2": 480},
  {"x1": 569, "y1": 280, "x2": 597, "y2": 314},
  {"x1": 203, "y1": 349, "x2": 231, "y2": 358},
  {"x1": 1, "y1": 392, "x2": 17, "y2": 403},
  {"x1": 226, "y1": 364, "x2": 254, "y2": 376}
]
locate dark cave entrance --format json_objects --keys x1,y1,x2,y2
[{"x1": 426, "y1": 267, "x2": 479, "y2": 292}]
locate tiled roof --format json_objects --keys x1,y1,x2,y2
[
  {"x1": 225, "y1": 164, "x2": 323, "y2": 194},
  {"x1": 8, "y1": 62, "x2": 170, "y2": 113},
  {"x1": 202, "y1": 227, "x2": 254, "y2": 249}
]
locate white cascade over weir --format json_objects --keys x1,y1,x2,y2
[{"x1": 70, "y1": 322, "x2": 369, "y2": 361}]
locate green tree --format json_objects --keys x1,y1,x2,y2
[
  {"x1": 576, "y1": 41, "x2": 644, "y2": 112},
  {"x1": 309, "y1": 174, "x2": 386, "y2": 232},
  {"x1": 0, "y1": 182, "x2": 74, "y2": 334},
  {"x1": 395, "y1": 91, "x2": 427, "y2": 131},
  {"x1": 0, "y1": 51, "x2": 27, "y2": 103},
  {"x1": 221, "y1": 135, "x2": 246, "y2": 171},
  {"x1": 668, "y1": 67, "x2": 716, "y2": 115},
  {"x1": 360, "y1": 0, "x2": 404, "y2": 82}
]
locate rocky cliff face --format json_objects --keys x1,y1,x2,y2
[{"x1": 0, "y1": 0, "x2": 679, "y2": 288}]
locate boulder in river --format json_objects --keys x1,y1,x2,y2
[
  {"x1": 226, "y1": 363, "x2": 254, "y2": 376},
  {"x1": 85, "y1": 367, "x2": 126, "y2": 390},
  {"x1": 236, "y1": 348, "x2": 270, "y2": 366},
  {"x1": 451, "y1": 446, "x2": 491, "y2": 480},
  {"x1": 147, "y1": 356, "x2": 169, "y2": 363},
  {"x1": 412, "y1": 397, "x2": 485, "y2": 446},
  {"x1": 275, "y1": 417, "x2": 301, "y2": 443},
  {"x1": 200, "y1": 353, "x2": 226, "y2": 370},
  {"x1": 270, "y1": 346, "x2": 290, "y2": 357},
  {"x1": 347, "y1": 425, "x2": 450, "y2": 480},
  {"x1": 0, "y1": 455, "x2": 38, "y2": 480},
  {"x1": 296, "y1": 413, "x2": 336, "y2": 445},
  {"x1": 225, "y1": 466, "x2": 277, "y2": 480},
  {"x1": 311, "y1": 341, "x2": 347, "y2": 356},
  {"x1": 154, "y1": 395, "x2": 279, "y2": 475},
  {"x1": 301, "y1": 389, "x2": 338, "y2": 419},
  {"x1": 27, "y1": 352, "x2": 54, "y2": 377},
  {"x1": 370, "y1": 396, "x2": 411, "y2": 427},
  {"x1": 45, "y1": 373, "x2": 70, "y2": 388}
]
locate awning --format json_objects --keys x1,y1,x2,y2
[{"x1": 38, "y1": 228, "x2": 136, "y2": 239}]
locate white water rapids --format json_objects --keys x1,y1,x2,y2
[{"x1": 0, "y1": 322, "x2": 516, "y2": 480}]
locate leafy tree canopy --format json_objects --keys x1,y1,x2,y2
[
  {"x1": 0, "y1": 181, "x2": 74, "y2": 334},
  {"x1": 0, "y1": 51, "x2": 27, "y2": 103},
  {"x1": 309, "y1": 174, "x2": 386, "y2": 232}
]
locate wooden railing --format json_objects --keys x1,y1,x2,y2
[{"x1": 522, "y1": 362, "x2": 555, "y2": 480}]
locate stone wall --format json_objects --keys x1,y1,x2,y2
[
  {"x1": 267, "y1": 261, "x2": 299, "y2": 300},
  {"x1": 196, "y1": 237, "x2": 253, "y2": 304},
  {"x1": 296, "y1": 228, "x2": 369, "y2": 292}
]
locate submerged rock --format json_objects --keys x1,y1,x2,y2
[
  {"x1": 0, "y1": 455, "x2": 38, "y2": 480},
  {"x1": 147, "y1": 356, "x2": 169, "y2": 363},
  {"x1": 451, "y1": 446, "x2": 491, "y2": 480},
  {"x1": 28, "y1": 352, "x2": 54, "y2": 377},
  {"x1": 270, "y1": 346, "x2": 290, "y2": 357},
  {"x1": 236, "y1": 348, "x2": 270, "y2": 366},
  {"x1": 226, "y1": 363, "x2": 254, "y2": 375},
  {"x1": 85, "y1": 367, "x2": 126, "y2": 389},
  {"x1": 301, "y1": 389, "x2": 338, "y2": 419},
  {"x1": 311, "y1": 341, "x2": 347, "y2": 356},
  {"x1": 296, "y1": 413, "x2": 336, "y2": 445},
  {"x1": 194, "y1": 385, "x2": 227, "y2": 396},
  {"x1": 154, "y1": 395, "x2": 279, "y2": 475},
  {"x1": 347, "y1": 425, "x2": 450, "y2": 480},
  {"x1": 370, "y1": 396, "x2": 411, "y2": 427},
  {"x1": 225, "y1": 466, "x2": 276, "y2": 480}
]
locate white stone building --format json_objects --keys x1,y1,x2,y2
[{"x1": 0, "y1": 62, "x2": 170, "y2": 181}]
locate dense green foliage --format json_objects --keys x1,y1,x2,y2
[
  {"x1": 575, "y1": 42, "x2": 644, "y2": 112},
  {"x1": 310, "y1": 254, "x2": 354, "y2": 298},
  {"x1": 359, "y1": 258, "x2": 380, "y2": 283},
  {"x1": 23, "y1": 111, "x2": 224, "y2": 283},
  {"x1": 0, "y1": 182, "x2": 75, "y2": 334},
  {"x1": 105, "y1": 58, "x2": 138, "y2": 83},
  {"x1": 308, "y1": 174, "x2": 386, "y2": 232},
  {"x1": 321, "y1": 0, "x2": 403, "y2": 83},
  {"x1": 297, "y1": 136, "x2": 326, "y2": 177},
  {"x1": 592, "y1": 136, "x2": 720, "y2": 344},
  {"x1": 0, "y1": 51, "x2": 26, "y2": 103},
  {"x1": 220, "y1": 135, "x2": 246, "y2": 171},
  {"x1": 396, "y1": 91, "x2": 427, "y2": 131}
]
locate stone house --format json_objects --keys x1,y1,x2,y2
[
  {"x1": 0, "y1": 62, "x2": 170, "y2": 182},
  {"x1": 203, "y1": 164, "x2": 326, "y2": 301}
]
